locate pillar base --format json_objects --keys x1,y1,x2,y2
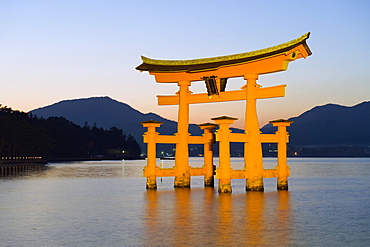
[
  {"x1": 218, "y1": 179, "x2": 232, "y2": 193},
  {"x1": 204, "y1": 176, "x2": 214, "y2": 187},
  {"x1": 277, "y1": 177, "x2": 289, "y2": 190},
  {"x1": 174, "y1": 176, "x2": 191, "y2": 188},
  {"x1": 146, "y1": 178, "x2": 157, "y2": 189},
  {"x1": 246, "y1": 178, "x2": 264, "y2": 191}
]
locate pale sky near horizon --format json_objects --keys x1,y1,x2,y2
[{"x1": 1, "y1": 0, "x2": 370, "y2": 129}]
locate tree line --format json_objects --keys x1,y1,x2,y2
[{"x1": 0, "y1": 105, "x2": 142, "y2": 159}]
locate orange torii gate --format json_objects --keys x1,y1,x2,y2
[{"x1": 137, "y1": 33, "x2": 312, "y2": 192}]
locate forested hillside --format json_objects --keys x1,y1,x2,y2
[
  {"x1": 0, "y1": 105, "x2": 141, "y2": 159},
  {"x1": 29, "y1": 97, "x2": 370, "y2": 157},
  {"x1": 30, "y1": 96, "x2": 244, "y2": 156},
  {"x1": 261, "y1": 101, "x2": 370, "y2": 157}
]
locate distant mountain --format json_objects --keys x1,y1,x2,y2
[
  {"x1": 261, "y1": 101, "x2": 370, "y2": 148},
  {"x1": 30, "y1": 97, "x2": 203, "y2": 147},
  {"x1": 30, "y1": 97, "x2": 370, "y2": 157}
]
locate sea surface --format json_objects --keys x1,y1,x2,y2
[{"x1": 0, "y1": 157, "x2": 369, "y2": 246}]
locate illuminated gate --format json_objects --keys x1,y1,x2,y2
[{"x1": 136, "y1": 33, "x2": 312, "y2": 192}]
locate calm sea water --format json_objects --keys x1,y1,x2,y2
[{"x1": 0, "y1": 158, "x2": 369, "y2": 246}]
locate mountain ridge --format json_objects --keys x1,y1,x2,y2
[
  {"x1": 30, "y1": 97, "x2": 370, "y2": 156},
  {"x1": 261, "y1": 101, "x2": 370, "y2": 147},
  {"x1": 30, "y1": 96, "x2": 206, "y2": 154}
]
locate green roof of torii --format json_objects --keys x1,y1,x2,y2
[{"x1": 136, "y1": 32, "x2": 311, "y2": 73}]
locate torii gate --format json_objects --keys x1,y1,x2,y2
[{"x1": 136, "y1": 33, "x2": 312, "y2": 192}]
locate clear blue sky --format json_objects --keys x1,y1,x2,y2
[{"x1": 1, "y1": 0, "x2": 370, "y2": 128}]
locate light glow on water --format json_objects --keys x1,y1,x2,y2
[{"x1": 0, "y1": 158, "x2": 369, "y2": 246}]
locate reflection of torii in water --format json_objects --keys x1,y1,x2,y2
[{"x1": 137, "y1": 33, "x2": 312, "y2": 192}]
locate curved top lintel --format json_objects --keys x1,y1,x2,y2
[{"x1": 136, "y1": 32, "x2": 311, "y2": 73}]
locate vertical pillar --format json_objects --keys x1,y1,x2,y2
[
  {"x1": 270, "y1": 120, "x2": 293, "y2": 190},
  {"x1": 174, "y1": 80, "x2": 191, "y2": 188},
  {"x1": 244, "y1": 74, "x2": 264, "y2": 191},
  {"x1": 198, "y1": 123, "x2": 217, "y2": 187},
  {"x1": 212, "y1": 116, "x2": 238, "y2": 193},
  {"x1": 141, "y1": 120, "x2": 163, "y2": 189}
]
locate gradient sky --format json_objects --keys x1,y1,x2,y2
[{"x1": 1, "y1": 0, "x2": 370, "y2": 129}]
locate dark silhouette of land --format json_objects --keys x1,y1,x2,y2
[
  {"x1": 261, "y1": 101, "x2": 370, "y2": 156},
  {"x1": 0, "y1": 105, "x2": 141, "y2": 160},
  {"x1": 30, "y1": 97, "x2": 243, "y2": 157},
  {"x1": 30, "y1": 97, "x2": 370, "y2": 157}
]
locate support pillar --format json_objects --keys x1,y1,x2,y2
[
  {"x1": 212, "y1": 116, "x2": 238, "y2": 193},
  {"x1": 270, "y1": 120, "x2": 293, "y2": 190},
  {"x1": 198, "y1": 123, "x2": 217, "y2": 187},
  {"x1": 174, "y1": 80, "x2": 191, "y2": 188},
  {"x1": 244, "y1": 74, "x2": 264, "y2": 191},
  {"x1": 141, "y1": 120, "x2": 163, "y2": 189}
]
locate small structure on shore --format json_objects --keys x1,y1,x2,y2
[
  {"x1": 0, "y1": 157, "x2": 47, "y2": 176},
  {"x1": 136, "y1": 33, "x2": 312, "y2": 192}
]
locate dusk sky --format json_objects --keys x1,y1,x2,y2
[{"x1": 1, "y1": 0, "x2": 370, "y2": 129}]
